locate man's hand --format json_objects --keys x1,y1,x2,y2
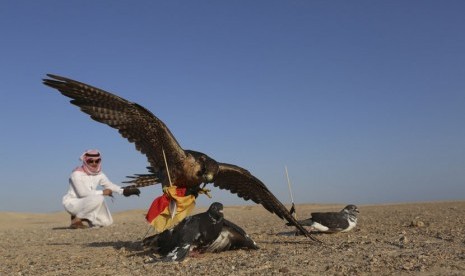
[
  {"x1": 103, "y1": 189, "x2": 113, "y2": 197},
  {"x1": 123, "y1": 187, "x2": 141, "y2": 197}
]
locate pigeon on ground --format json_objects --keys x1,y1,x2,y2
[
  {"x1": 203, "y1": 219, "x2": 258, "y2": 253},
  {"x1": 143, "y1": 202, "x2": 258, "y2": 262},
  {"x1": 288, "y1": 205, "x2": 359, "y2": 233}
]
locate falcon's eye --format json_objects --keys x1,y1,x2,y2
[{"x1": 197, "y1": 166, "x2": 206, "y2": 177}]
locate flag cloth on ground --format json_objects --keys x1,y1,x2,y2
[{"x1": 146, "y1": 186, "x2": 196, "y2": 232}]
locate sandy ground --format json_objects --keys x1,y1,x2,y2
[{"x1": 1, "y1": 201, "x2": 464, "y2": 275}]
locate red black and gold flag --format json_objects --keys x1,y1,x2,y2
[{"x1": 146, "y1": 186, "x2": 196, "y2": 232}]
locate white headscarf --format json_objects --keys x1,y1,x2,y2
[{"x1": 74, "y1": 149, "x2": 102, "y2": 175}]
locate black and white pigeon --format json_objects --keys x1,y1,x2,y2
[
  {"x1": 143, "y1": 202, "x2": 258, "y2": 262},
  {"x1": 203, "y1": 219, "x2": 258, "y2": 253},
  {"x1": 288, "y1": 205, "x2": 359, "y2": 233}
]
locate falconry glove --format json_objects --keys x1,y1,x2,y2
[{"x1": 123, "y1": 187, "x2": 141, "y2": 197}]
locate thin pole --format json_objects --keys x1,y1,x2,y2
[
  {"x1": 162, "y1": 148, "x2": 177, "y2": 219},
  {"x1": 142, "y1": 224, "x2": 153, "y2": 240},
  {"x1": 285, "y1": 165, "x2": 297, "y2": 219},
  {"x1": 162, "y1": 148, "x2": 173, "y2": 187}
]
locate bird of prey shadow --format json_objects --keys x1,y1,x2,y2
[
  {"x1": 43, "y1": 74, "x2": 319, "y2": 242},
  {"x1": 143, "y1": 202, "x2": 258, "y2": 262}
]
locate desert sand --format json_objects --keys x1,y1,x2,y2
[{"x1": 1, "y1": 201, "x2": 464, "y2": 275}]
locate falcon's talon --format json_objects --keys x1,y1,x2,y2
[{"x1": 198, "y1": 188, "x2": 212, "y2": 198}]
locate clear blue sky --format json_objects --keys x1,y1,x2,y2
[{"x1": 1, "y1": 1, "x2": 464, "y2": 213}]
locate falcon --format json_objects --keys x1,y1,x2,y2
[{"x1": 43, "y1": 74, "x2": 318, "y2": 241}]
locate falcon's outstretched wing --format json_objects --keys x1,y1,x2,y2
[
  {"x1": 214, "y1": 163, "x2": 320, "y2": 242},
  {"x1": 43, "y1": 74, "x2": 186, "y2": 171}
]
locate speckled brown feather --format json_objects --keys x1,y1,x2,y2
[{"x1": 43, "y1": 74, "x2": 187, "y2": 180}]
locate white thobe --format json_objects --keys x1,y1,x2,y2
[{"x1": 63, "y1": 170, "x2": 123, "y2": 227}]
